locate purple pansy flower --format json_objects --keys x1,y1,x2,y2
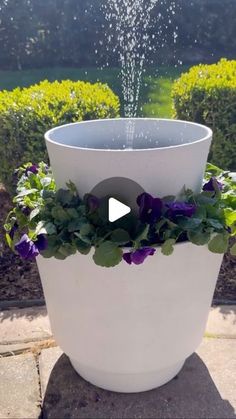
[
  {"x1": 203, "y1": 177, "x2": 223, "y2": 192},
  {"x1": 137, "y1": 193, "x2": 163, "y2": 224},
  {"x1": 15, "y1": 233, "x2": 47, "y2": 260},
  {"x1": 21, "y1": 206, "x2": 31, "y2": 216},
  {"x1": 25, "y1": 164, "x2": 38, "y2": 175},
  {"x1": 166, "y1": 202, "x2": 196, "y2": 218},
  {"x1": 9, "y1": 223, "x2": 18, "y2": 240},
  {"x1": 15, "y1": 234, "x2": 39, "y2": 260},
  {"x1": 86, "y1": 195, "x2": 100, "y2": 213},
  {"x1": 35, "y1": 234, "x2": 48, "y2": 251},
  {"x1": 123, "y1": 247, "x2": 156, "y2": 265}
]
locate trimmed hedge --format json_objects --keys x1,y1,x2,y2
[
  {"x1": 172, "y1": 59, "x2": 236, "y2": 171},
  {"x1": 0, "y1": 80, "x2": 120, "y2": 192}
]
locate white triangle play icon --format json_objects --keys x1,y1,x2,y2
[{"x1": 109, "y1": 198, "x2": 131, "y2": 223}]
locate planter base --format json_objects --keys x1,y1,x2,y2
[{"x1": 69, "y1": 358, "x2": 185, "y2": 393}]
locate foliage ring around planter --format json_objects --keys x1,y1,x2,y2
[{"x1": 4, "y1": 162, "x2": 236, "y2": 268}]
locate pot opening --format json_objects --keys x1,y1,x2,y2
[{"x1": 45, "y1": 118, "x2": 212, "y2": 151}]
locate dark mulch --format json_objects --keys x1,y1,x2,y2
[{"x1": 0, "y1": 187, "x2": 235, "y2": 302}]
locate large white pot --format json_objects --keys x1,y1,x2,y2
[
  {"x1": 37, "y1": 244, "x2": 223, "y2": 393},
  {"x1": 45, "y1": 118, "x2": 212, "y2": 198},
  {"x1": 38, "y1": 118, "x2": 222, "y2": 393}
]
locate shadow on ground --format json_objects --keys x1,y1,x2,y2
[
  {"x1": 217, "y1": 305, "x2": 236, "y2": 325},
  {"x1": 41, "y1": 353, "x2": 236, "y2": 419},
  {"x1": 0, "y1": 306, "x2": 47, "y2": 323}
]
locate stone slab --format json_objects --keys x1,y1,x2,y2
[
  {"x1": 0, "y1": 306, "x2": 52, "y2": 344},
  {"x1": 39, "y1": 338, "x2": 236, "y2": 419},
  {"x1": 206, "y1": 305, "x2": 236, "y2": 338},
  {"x1": 0, "y1": 353, "x2": 41, "y2": 418}
]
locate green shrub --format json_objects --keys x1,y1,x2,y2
[
  {"x1": 172, "y1": 59, "x2": 236, "y2": 171},
  {"x1": 0, "y1": 80, "x2": 120, "y2": 192}
]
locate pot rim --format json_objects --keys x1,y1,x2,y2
[{"x1": 45, "y1": 118, "x2": 212, "y2": 153}]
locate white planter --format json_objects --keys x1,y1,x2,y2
[
  {"x1": 45, "y1": 118, "x2": 212, "y2": 198},
  {"x1": 39, "y1": 118, "x2": 222, "y2": 393},
  {"x1": 37, "y1": 243, "x2": 223, "y2": 393}
]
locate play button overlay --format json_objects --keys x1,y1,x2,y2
[
  {"x1": 109, "y1": 198, "x2": 131, "y2": 222},
  {"x1": 90, "y1": 177, "x2": 145, "y2": 222}
]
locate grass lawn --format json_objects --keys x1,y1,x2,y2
[{"x1": 0, "y1": 66, "x2": 186, "y2": 118}]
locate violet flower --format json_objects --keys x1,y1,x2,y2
[
  {"x1": 86, "y1": 195, "x2": 100, "y2": 213},
  {"x1": 166, "y1": 202, "x2": 196, "y2": 218},
  {"x1": 15, "y1": 234, "x2": 39, "y2": 259},
  {"x1": 25, "y1": 164, "x2": 38, "y2": 175},
  {"x1": 203, "y1": 177, "x2": 223, "y2": 192},
  {"x1": 9, "y1": 223, "x2": 18, "y2": 240},
  {"x1": 21, "y1": 206, "x2": 31, "y2": 216},
  {"x1": 35, "y1": 234, "x2": 48, "y2": 252},
  {"x1": 137, "y1": 193, "x2": 163, "y2": 224},
  {"x1": 123, "y1": 247, "x2": 156, "y2": 265},
  {"x1": 15, "y1": 233, "x2": 47, "y2": 260}
]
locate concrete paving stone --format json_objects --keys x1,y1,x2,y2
[
  {"x1": 0, "y1": 353, "x2": 41, "y2": 418},
  {"x1": 206, "y1": 305, "x2": 236, "y2": 338},
  {"x1": 39, "y1": 346, "x2": 63, "y2": 398},
  {"x1": 0, "y1": 341, "x2": 36, "y2": 357},
  {"x1": 197, "y1": 338, "x2": 236, "y2": 409},
  {"x1": 0, "y1": 306, "x2": 52, "y2": 344},
  {"x1": 39, "y1": 338, "x2": 236, "y2": 419}
]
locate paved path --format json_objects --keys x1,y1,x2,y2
[{"x1": 0, "y1": 305, "x2": 235, "y2": 418}]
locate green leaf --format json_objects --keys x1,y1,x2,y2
[
  {"x1": 41, "y1": 190, "x2": 55, "y2": 200},
  {"x1": 194, "y1": 206, "x2": 207, "y2": 219},
  {"x1": 68, "y1": 219, "x2": 85, "y2": 233},
  {"x1": 54, "y1": 252, "x2": 67, "y2": 260},
  {"x1": 66, "y1": 180, "x2": 78, "y2": 195},
  {"x1": 177, "y1": 217, "x2": 202, "y2": 230},
  {"x1": 93, "y1": 241, "x2": 123, "y2": 267},
  {"x1": 230, "y1": 243, "x2": 236, "y2": 256},
  {"x1": 80, "y1": 223, "x2": 95, "y2": 237},
  {"x1": 41, "y1": 247, "x2": 57, "y2": 258},
  {"x1": 44, "y1": 222, "x2": 57, "y2": 235},
  {"x1": 58, "y1": 243, "x2": 77, "y2": 257},
  {"x1": 205, "y1": 163, "x2": 223, "y2": 177},
  {"x1": 110, "y1": 229, "x2": 130, "y2": 245},
  {"x1": 55, "y1": 188, "x2": 74, "y2": 205},
  {"x1": 51, "y1": 205, "x2": 70, "y2": 222},
  {"x1": 35, "y1": 221, "x2": 46, "y2": 235},
  {"x1": 223, "y1": 195, "x2": 236, "y2": 210},
  {"x1": 224, "y1": 209, "x2": 236, "y2": 226},
  {"x1": 206, "y1": 219, "x2": 224, "y2": 230},
  {"x1": 29, "y1": 207, "x2": 40, "y2": 221},
  {"x1": 16, "y1": 189, "x2": 38, "y2": 198},
  {"x1": 40, "y1": 177, "x2": 53, "y2": 187},
  {"x1": 188, "y1": 230, "x2": 211, "y2": 246},
  {"x1": 155, "y1": 219, "x2": 167, "y2": 233},
  {"x1": 5, "y1": 233, "x2": 13, "y2": 249},
  {"x1": 74, "y1": 232, "x2": 91, "y2": 244},
  {"x1": 4, "y1": 223, "x2": 12, "y2": 233},
  {"x1": 161, "y1": 239, "x2": 176, "y2": 256},
  {"x1": 74, "y1": 238, "x2": 91, "y2": 255},
  {"x1": 41, "y1": 235, "x2": 61, "y2": 258},
  {"x1": 208, "y1": 234, "x2": 229, "y2": 254},
  {"x1": 134, "y1": 224, "x2": 149, "y2": 243},
  {"x1": 195, "y1": 193, "x2": 217, "y2": 206},
  {"x1": 66, "y1": 208, "x2": 79, "y2": 219}
]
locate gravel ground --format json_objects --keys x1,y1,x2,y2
[{"x1": 0, "y1": 187, "x2": 235, "y2": 302}]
